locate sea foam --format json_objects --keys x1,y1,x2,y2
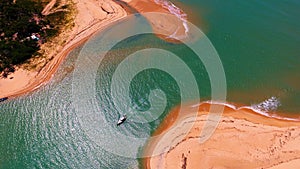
[
  {"x1": 154, "y1": 0, "x2": 189, "y2": 39},
  {"x1": 251, "y1": 96, "x2": 281, "y2": 113},
  {"x1": 190, "y1": 97, "x2": 299, "y2": 121}
]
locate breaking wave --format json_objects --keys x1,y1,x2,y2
[
  {"x1": 191, "y1": 97, "x2": 300, "y2": 121},
  {"x1": 251, "y1": 96, "x2": 281, "y2": 112},
  {"x1": 154, "y1": 0, "x2": 189, "y2": 39}
]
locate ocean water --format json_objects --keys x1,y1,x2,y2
[
  {"x1": 1, "y1": 0, "x2": 300, "y2": 168},
  {"x1": 182, "y1": 0, "x2": 300, "y2": 113}
]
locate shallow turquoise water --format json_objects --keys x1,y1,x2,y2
[{"x1": 1, "y1": 0, "x2": 300, "y2": 168}]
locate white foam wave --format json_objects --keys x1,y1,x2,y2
[
  {"x1": 189, "y1": 97, "x2": 300, "y2": 121},
  {"x1": 251, "y1": 96, "x2": 281, "y2": 112},
  {"x1": 154, "y1": 0, "x2": 189, "y2": 39}
]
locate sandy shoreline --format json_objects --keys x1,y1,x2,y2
[
  {"x1": 144, "y1": 103, "x2": 300, "y2": 169},
  {"x1": 0, "y1": 0, "x2": 127, "y2": 98},
  {"x1": 0, "y1": 0, "x2": 188, "y2": 99},
  {"x1": 2, "y1": 1, "x2": 300, "y2": 168}
]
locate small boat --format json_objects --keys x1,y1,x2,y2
[
  {"x1": 0, "y1": 97, "x2": 8, "y2": 102},
  {"x1": 117, "y1": 114, "x2": 127, "y2": 126}
]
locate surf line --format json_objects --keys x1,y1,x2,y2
[{"x1": 154, "y1": 0, "x2": 189, "y2": 39}]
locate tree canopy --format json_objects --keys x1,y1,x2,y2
[{"x1": 0, "y1": 0, "x2": 68, "y2": 77}]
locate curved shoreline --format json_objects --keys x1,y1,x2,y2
[
  {"x1": 0, "y1": 0, "x2": 188, "y2": 99},
  {"x1": 0, "y1": 0, "x2": 127, "y2": 99},
  {"x1": 1, "y1": 1, "x2": 300, "y2": 168},
  {"x1": 143, "y1": 102, "x2": 300, "y2": 169},
  {"x1": 197, "y1": 101, "x2": 300, "y2": 122}
]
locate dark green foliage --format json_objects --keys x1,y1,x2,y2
[{"x1": 0, "y1": 0, "x2": 69, "y2": 76}]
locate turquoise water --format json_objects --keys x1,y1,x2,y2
[
  {"x1": 182, "y1": 0, "x2": 300, "y2": 113},
  {"x1": 1, "y1": 0, "x2": 300, "y2": 168}
]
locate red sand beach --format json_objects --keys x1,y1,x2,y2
[
  {"x1": 1, "y1": 1, "x2": 300, "y2": 169},
  {"x1": 0, "y1": 0, "x2": 127, "y2": 98},
  {"x1": 0, "y1": 0, "x2": 188, "y2": 98},
  {"x1": 143, "y1": 103, "x2": 300, "y2": 169}
]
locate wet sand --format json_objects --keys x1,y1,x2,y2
[
  {"x1": 1, "y1": 1, "x2": 300, "y2": 168},
  {"x1": 0, "y1": 0, "x2": 188, "y2": 98},
  {"x1": 0, "y1": 0, "x2": 127, "y2": 98},
  {"x1": 144, "y1": 103, "x2": 300, "y2": 169}
]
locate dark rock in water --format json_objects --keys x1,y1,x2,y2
[{"x1": 0, "y1": 97, "x2": 8, "y2": 102}]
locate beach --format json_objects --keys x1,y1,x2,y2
[
  {"x1": 0, "y1": 0, "x2": 189, "y2": 98},
  {"x1": 0, "y1": 0, "x2": 127, "y2": 98},
  {"x1": 1, "y1": 0, "x2": 300, "y2": 168},
  {"x1": 144, "y1": 103, "x2": 300, "y2": 169}
]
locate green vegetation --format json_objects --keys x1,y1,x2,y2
[{"x1": 0, "y1": 0, "x2": 71, "y2": 77}]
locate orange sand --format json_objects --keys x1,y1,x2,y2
[
  {"x1": 144, "y1": 103, "x2": 300, "y2": 169},
  {"x1": 127, "y1": 0, "x2": 190, "y2": 42},
  {"x1": 0, "y1": 0, "x2": 127, "y2": 98},
  {"x1": 2, "y1": 1, "x2": 300, "y2": 169},
  {"x1": 0, "y1": 0, "x2": 188, "y2": 98}
]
